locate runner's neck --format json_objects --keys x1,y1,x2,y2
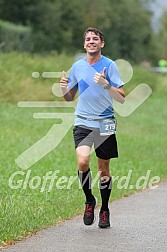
[{"x1": 86, "y1": 53, "x2": 102, "y2": 65}]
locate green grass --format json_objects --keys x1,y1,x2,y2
[
  {"x1": 0, "y1": 52, "x2": 167, "y2": 246},
  {"x1": 0, "y1": 51, "x2": 74, "y2": 103}
]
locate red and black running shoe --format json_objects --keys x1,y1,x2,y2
[
  {"x1": 98, "y1": 210, "x2": 110, "y2": 228},
  {"x1": 83, "y1": 197, "x2": 97, "y2": 225}
]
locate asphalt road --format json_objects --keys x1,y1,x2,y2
[{"x1": 3, "y1": 181, "x2": 167, "y2": 252}]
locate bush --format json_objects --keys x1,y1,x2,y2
[{"x1": 0, "y1": 19, "x2": 33, "y2": 52}]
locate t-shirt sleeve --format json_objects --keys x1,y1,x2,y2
[
  {"x1": 107, "y1": 62, "x2": 124, "y2": 88},
  {"x1": 67, "y1": 65, "x2": 78, "y2": 91}
]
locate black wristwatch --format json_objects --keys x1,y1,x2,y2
[{"x1": 104, "y1": 83, "x2": 111, "y2": 89}]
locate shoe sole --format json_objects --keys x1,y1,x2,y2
[{"x1": 98, "y1": 224, "x2": 110, "y2": 228}]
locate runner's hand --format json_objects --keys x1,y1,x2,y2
[
  {"x1": 60, "y1": 71, "x2": 68, "y2": 89},
  {"x1": 94, "y1": 67, "x2": 109, "y2": 87}
]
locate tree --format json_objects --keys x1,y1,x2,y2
[
  {"x1": 158, "y1": 11, "x2": 167, "y2": 58},
  {"x1": 102, "y1": 0, "x2": 153, "y2": 62},
  {"x1": 0, "y1": 0, "x2": 159, "y2": 63},
  {"x1": 0, "y1": 0, "x2": 33, "y2": 25}
]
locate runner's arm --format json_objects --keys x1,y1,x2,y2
[{"x1": 60, "y1": 76, "x2": 77, "y2": 101}]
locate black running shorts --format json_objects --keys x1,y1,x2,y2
[{"x1": 73, "y1": 125, "x2": 118, "y2": 160}]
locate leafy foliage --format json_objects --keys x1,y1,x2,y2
[
  {"x1": 0, "y1": 20, "x2": 32, "y2": 52},
  {"x1": 0, "y1": 0, "x2": 166, "y2": 63}
]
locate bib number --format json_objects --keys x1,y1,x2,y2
[{"x1": 99, "y1": 118, "x2": 116, "y2": 136}]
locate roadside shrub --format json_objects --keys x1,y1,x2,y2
[{"x1": 0, "y1": 19, "x2": 33, "y2": 52}]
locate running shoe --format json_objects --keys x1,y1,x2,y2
[
  {"x1": 98, "y1": 210, "x2": 110, "y2": 228},
  {"x1": 83, "y1": 197, "x2": 97, "y2": 225}
]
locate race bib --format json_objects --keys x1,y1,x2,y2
[{"x1": 99, "y1": 118, "x2": 116, "y2": 136}]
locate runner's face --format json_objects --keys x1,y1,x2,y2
[{"x1": 84, "y1": 32, "x2": 104, "y2": 54}]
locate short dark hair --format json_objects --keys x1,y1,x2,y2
[{"x1": 84, "y1": 27, "x2": 104, "y2": 42}]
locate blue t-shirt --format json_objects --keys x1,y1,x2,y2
[{"x1": 68, "y1": 56, "x2": 124, "y2": 128}]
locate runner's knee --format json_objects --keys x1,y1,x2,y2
[{"x1": 78, "y1": 157, "x2": 89, "y2": 172}]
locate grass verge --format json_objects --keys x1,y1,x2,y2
[{"x1": 0, "y1": 52, "x2": 167, "y2": 245}]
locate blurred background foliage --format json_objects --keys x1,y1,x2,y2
[{"x1": 0, "y1": 0, "x2": 166, "y2": 64}]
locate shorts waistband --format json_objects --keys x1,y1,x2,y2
[{"x1": 76, "y1": 115, "x2": 115, "y2": 121}]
